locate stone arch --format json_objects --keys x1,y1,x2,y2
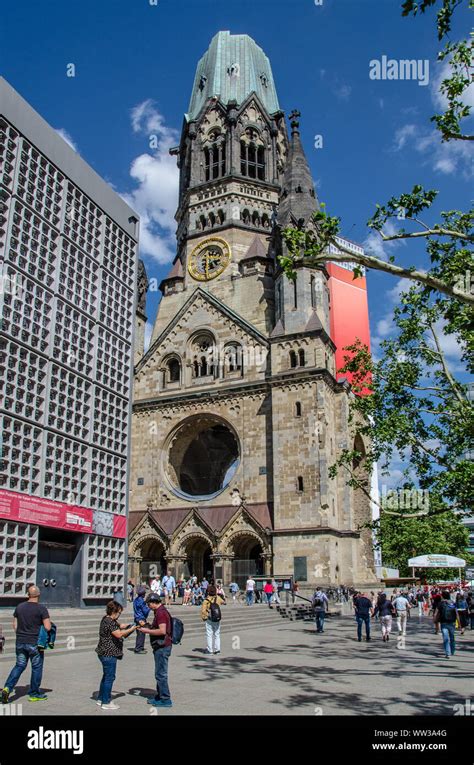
[
  {"x1": 221, "y1": 527, "x2": 269, "y2": 557},
  {"x1": 163, "y1": 413, "x2": 241, "y2": 501},
  {"x1": 221, "y1": 527, "x2": 269, "y2": 585},
  {"x1": 160, "y1": 353, "x2": 181, "y2": 387},
  {"x1": 187, "y1": 329, "x2": 218, "y2": 379},
  {"x1": 174, "y1": 531, "x2": 215, "y2": 581},
  {"x1": 129, "y1": 532, "x2": 168, "y2": 584}
]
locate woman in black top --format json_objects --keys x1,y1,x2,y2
[
  {"x1": 373, "y1": 593, "x2": 395, "y2": 642},
  {"x1": 95, "y1": 601, "x2": 138, "y2": 710}
]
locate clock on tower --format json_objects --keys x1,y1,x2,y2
[{"x1": 188, "y1": 237, "x2": 231, "y2": 281}]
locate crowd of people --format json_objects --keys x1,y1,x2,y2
[
  {"x1": 2, "y1": 579, "x2": 472, "y2": 711},
  {"x1": 127, "y1": 574, "x2": 294, "y2": 607},
  {"x1": 312, "y1": 584, "x2": 474, "y2": 658}
]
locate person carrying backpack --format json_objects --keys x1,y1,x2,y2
[
  {"x1": 434, "y1": 590, "x2": 458, "y2": 659},
  {"x1": 312, "y1": 588, "x2": 329, "y2": 634},
  {"x1": 138, "y1": 594, "x2": 174, "y2": 707},
  {"x1": 201, "y1": 584, "x2": 225, "y2": 654}
]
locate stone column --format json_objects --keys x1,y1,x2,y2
[
  {"x1": 128, "y1": 556, "x2": 143, "y2": 586},
  {"x1": 211, "y1": 554, "x2": 234, "y2": 585},
  {"x1": 164, "y1": 555, "x2": 188, "y2": 581},
  {"x1": 261, "y1": 551, "x2": 273, "y2": 577}
]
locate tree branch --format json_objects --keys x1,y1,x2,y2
[
  {"x1": 381, "y1": 228, "x2": 473, "y2": 242},
  {"x1": 428, "y1": 322, "x2": 467, "y2": 405},
  {"x1": 323, "y1": 239, "x2": 474, "y2": 305}
]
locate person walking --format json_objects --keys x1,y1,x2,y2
[
  {"x1": 245, "y1": 575, "x2": 256, "y2": 606},
  {"x1": 229, "y1": 581, "x2": 239, "y2": 603},
  {"x1": 434, "y1": 590, "x2": 458, "y2": 659},
  {"x1": 312, "y1": 588, "x2": 329, "y2": 633},
  {"x1": 271, "y1": 579, "x2": 281, "y2": 606},
  {"x1": 2, "y1": 585, "x2": 51, "y2": 704},
  {"x1": 393, "y1": 591, "x2": 411, "y2": 637},
  {"x1": 354, "y1": 592, "x2": 373, "y2": 642},
  {"x1": 455, "y1": 592, "x2": 469, "y2": 635},
  {"x1": 292, "y1": 580, "x2": 299, "y2": 604},
  {"x1": 95, "y1": 601, "x2": 138, "y2": 710},
  {"x1": 467, "y1": 591, "x2": 474, "y2": 630},
  {"x1": 138, "y1": 594, "x2": 173, "y2": 708},
  {"x1": 263, "y1": 580, "x2": 274, "y2": 608},
  {"x1": 201, "y1": 584, "x2": 225, "y2": 654},
  {"x1": 416, "y1": 589, "x2": 424, "y2": 617},
  {"x1": 373, "y1": 593, "x2": 395, "y2": 642},
  {"x1": 133, "y1": 587, "x2": 150, "y2": 654}
]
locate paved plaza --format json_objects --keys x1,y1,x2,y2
[{"x1": 0, "y1": 607, "x2": 472, "y2": 716}]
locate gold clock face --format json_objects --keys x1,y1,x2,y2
[{"x1": 188, "y1": 237, "x2": 231, "y2": 281}]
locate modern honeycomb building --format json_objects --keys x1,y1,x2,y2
[{"x1": 0, "y1": 77, "x2": 139, "y2": 607}]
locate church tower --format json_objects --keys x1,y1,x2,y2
[{"x1": 129, "y1": 32, "x2": 376, "y2": 590}]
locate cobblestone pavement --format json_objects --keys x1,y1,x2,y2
[{"x1": 0, "y1": 612, "x2": 472, "y2": 716}]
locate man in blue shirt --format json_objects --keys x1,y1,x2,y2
[
  {"x1": 133, "y1": 587, "x2": 150, "y2": 654},
  {"x1": 162, "y1": 572, "x2": 176, "y2": 606}
]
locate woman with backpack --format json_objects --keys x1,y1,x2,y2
[
  {"x1": 373, "y1": 593, "x2": 395, "y2": 642},
  {"x1": 201, "y1": 584, "x2": 225, "y2": 655}
]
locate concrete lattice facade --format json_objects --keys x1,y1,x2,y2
[
  {"x1": 0, "y1": 77, "x2": 138, "y2": 606},
  {"x1": 129, "y1": 32, "x2": 376, "y2": 590}
]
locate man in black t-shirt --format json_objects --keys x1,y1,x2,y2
[
  {"x1": 354, "y1": 592, "x2": 374, "y2": 642},
  {"x1": 2, "y1": 585, "x2": 51, "y2": 704}
]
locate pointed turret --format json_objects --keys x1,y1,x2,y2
[{"x1": 278, "y1": 110, "x2": 319, "y2": 228}]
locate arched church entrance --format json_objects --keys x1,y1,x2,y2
[
  {"x1": 181, "y1": 536, "x2": 213, "y2": 581},
  {"x1": 138, "y1": 538, "x2": 167, "y2": 584},
  {"x1": 230, "y1": 534, "x2": 264, "y2": 589}
]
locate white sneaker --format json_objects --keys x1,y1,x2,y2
[
  {"x1": 96, "y1": 700, "x2": 102, "y2": 706},
  {"x1": 101, "y1": 702, "x2": 120, "y2": 710}
]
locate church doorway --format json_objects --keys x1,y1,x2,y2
[
  {"x1": 182, "y1": 537, "x2": 213, "y2": 581},
  {"x1": 139, "y1": 539, "x2": 167, "y2": 585},
  {"x1": 230, "y1": 535, "x2": 264, "y2": 589}
]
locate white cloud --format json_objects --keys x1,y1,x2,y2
[
  {"x1": 392, "y1": 120, "x2": 473, "y2": 179},
  {"x1": 393, "y1": 123, "x2": 417, "y2": 151},
  {"x1": 430, "y1": 55, "x2": 474, "y2": 112},
  {"x1": 122, "y1": 100, "x2": 180, "y2": 264},
  {"x1": 55, "y1": 128, "x2": 78, "y2": 152},
  {"x1": 144, "y1": 321, "x2": 153, "y2": 352},
  {"x1": 364, "y1": 221, "x2": 405, "y2": 263},
  {"x1": 334, "y1": 83, "x2": 352, "y2": 101}
]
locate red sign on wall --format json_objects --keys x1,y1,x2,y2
[{"x1": 0, "y1": 488, "x2": 126, "y2": 539}]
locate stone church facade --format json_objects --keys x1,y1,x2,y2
[{"x1": 128, "y1": 31, "x2": 376, "y2": 590}]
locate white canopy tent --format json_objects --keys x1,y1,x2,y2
[{"x1": 408, "y1": 554, "x2": 467, "y2": 582}]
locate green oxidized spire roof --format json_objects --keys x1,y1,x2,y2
[{"x1": 187, "y1": 31, "x2": 280, "y2": 121}]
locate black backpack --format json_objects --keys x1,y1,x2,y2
[
  {"x1": 150, "y1": 609, "x2": 184, "y2": 650},
  {"x1": 312, "y1": 596, "x2": 324, "y2": 609},
  {"x1": 170, "y1": 616, "x2": 184, "y2": 644},
  {"x1": 439, "y1": 601, "x2": 457, "y2": 624},
  {"x1": 208, "y1": 597, "x2": 222, "y2": 623}
]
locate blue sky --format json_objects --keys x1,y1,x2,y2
[{"x1": 2, "y1": 0, "x2": 472, "y2": 430}]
